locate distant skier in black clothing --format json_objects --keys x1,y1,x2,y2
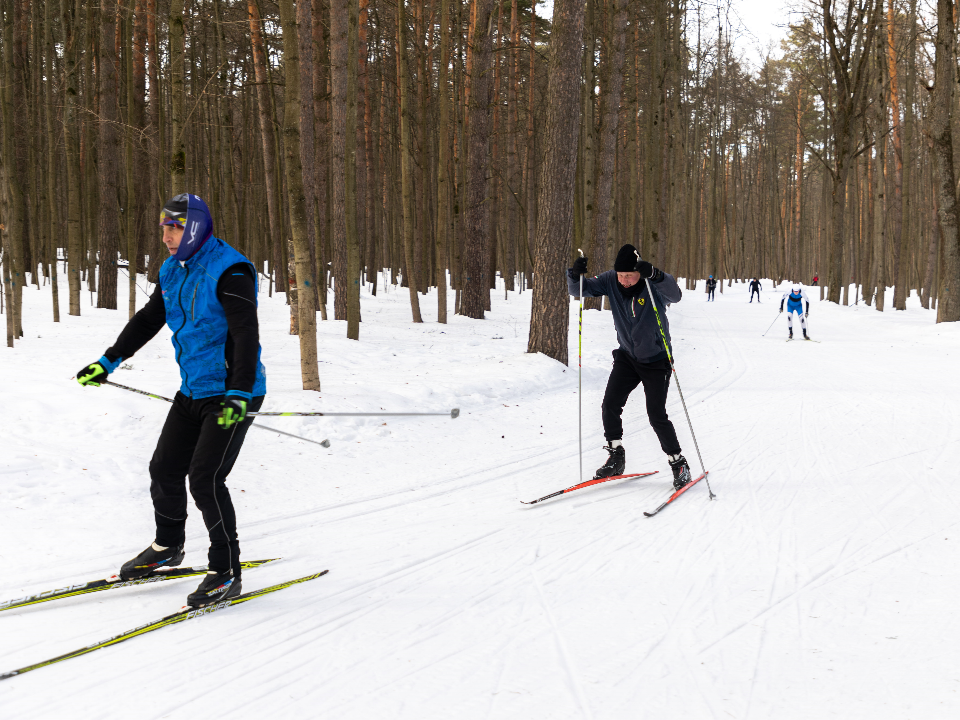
[
  {"x1": 749, "y1": 278, "x2": 762, "y2": 303},
  {"x1": 706, "y1": 275, "x2": 717, "y2": 301},
  {"x1": 568, "y1": 244, "x2": 693, "y2": 491},
  {"x1": 76, "y1": 194, "x2": 266, "y2": 608}
]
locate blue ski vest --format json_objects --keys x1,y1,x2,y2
[{"x1": 159, "y1": 237, "x2": 267, "y2": 399}]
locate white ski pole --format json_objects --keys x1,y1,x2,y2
[{"x1": 643, "y1": 275, "x2": 716, "y2": 500}]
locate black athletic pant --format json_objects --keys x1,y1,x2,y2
[
  {"x1": 708, "y1": 288, "x2": 715, "y2": 301},
  {"x1": 149, "y1": 392, "x2": 264, "y2": 576},
  {"x1": 751, "y1": 289, "x2": 760, "y2": 301},
  {"x1": 601, "y1": 350, "x2": 681, "y2": 455}
]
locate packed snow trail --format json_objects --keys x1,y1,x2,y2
[{"x1": 2, "y1": 277, "x2": 959, "y2": 718}]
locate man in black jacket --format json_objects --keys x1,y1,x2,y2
[
  {"x1": 568, "y1": 244, "x2": 692, "y2": 490},
  {"x1": 706, "y1": 275, "x2": 717, "y2": 301},
  {"x1": 749, "y1": 278, "x2": 762, "y2": 303}
]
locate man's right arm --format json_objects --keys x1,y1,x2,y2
[
  {"x1": 103, "y1": 283, "x2": 168, "y2": 363},
  {"x1": 567, "y1": 268, "x2": 608, "y2": 298}
]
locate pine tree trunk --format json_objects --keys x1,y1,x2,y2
[
  {"x1": 330, "y1": 0, "x2": 349, "y2": 319},
  {"x1": 169, "y1": 0, "x2": 185, "y2": 194},
  {"x1": 461, "y1": 0, "x2": 495, "y2": 319},
  {"x1": 247, "y1": 0, "x2": 282, "y2": 294},
  {"x1": 97, "y1": 0, "x2": 120, "y2": 310},
  {"x1": 587, "y1": 0, "x2": 627, "y2": 289},
  {"x1": 278, "y1": 0, "x2": 321, "y2": 387},
  {"x1": 435, "y1": 0, "x2": 452, "y2": 322},
  {"x1": 398, "y1": 0, "x2": 423, "y2": 322},
  {"x1": 345, "y1": 0, "x2": 361, "y2": 339},
  {"x1": 932, "y1": 0, "x2": 960, "y2": 321},
  {"x1": 61, "y1": 0, "x2": 83, "y2": 316},
  {"x1": 527, "y1": 0, "x2": 585, "y2": 364}
]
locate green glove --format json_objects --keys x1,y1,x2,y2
[
  {"x1": 218, "y1": 392, "x2": 249, "y2": 430},
  {"x1": 77, "y1": 355, "x2": 121, "y2": 387}
]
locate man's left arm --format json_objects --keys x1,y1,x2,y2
[
  {"x1": 638, "y1": 261, "x2": 682, "y2": 304},
  {"x1": 218, "y1": 264, "x2": 260, "y2": 399}
]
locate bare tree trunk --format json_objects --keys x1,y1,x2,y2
[
  {"x1": 330, "y1": 0, "x2": 349, "y2": 319},
  {"x1": 461, "y1": 0, "x2": 495, "y2": 319},
  {"x1": 527, "y1": 0, "x2": 585, "y2": 364},
  {"x1": 97, "y1": 0, "x2": 120, "y2": 309},
  {"x1": 435, "y1": 0, "x2": 452, "y2": 322},
  {"x1": 169, "y1": 0, "x2": 185, "y2": 194},
  {"x1": 278, "y1": 0, "x2": 321, "y2": 388},
  {"x1": 345, "y1": 0, "x2": 361, "y2": 338},
  {"x1": 932, "y1": 0, "x2": 960, "y2": 321},
  {"x1": 247, "y1": 0, "x2": 282, "y2": 293},
  {"x1": 61, "y1": 0, "x2": 83, "y2": 315},
  {"x1": 398, "y1": 0, "x2": 422, "y2": 322},
  {"x1": 587, "y1": 0, "x2": 627, "y2": 291}
]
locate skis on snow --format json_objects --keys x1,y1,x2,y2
[
  {"x1": 521, "y1": 472, "x2": 659, "y2": 505},
  {"x1": 0, "y1": 559, "x2": 280, "y2": 613},
  {"x1": 644, "y1": 471, "x2": 710, "y2": 517},
  {"x1": 0, "y1": 570, "x2": 329, "y2": 682}
]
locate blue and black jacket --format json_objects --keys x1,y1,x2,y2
[{"x1": 102, "y1": 199, "x2": 266, "y2": 401}]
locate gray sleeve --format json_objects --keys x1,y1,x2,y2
[
  {"x1": 652, "y1": 272, "x2": 682, "y2": 304},
  {"x1": 568, "y1": 269, "x2": 609, "y2": 298}
]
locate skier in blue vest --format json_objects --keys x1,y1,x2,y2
[
  {"x1": 76, "y1": 193, "x2": 266, "y2": 607},
  {"x1": 780, "y1": 284, "x2": 811, "y2": 340}
]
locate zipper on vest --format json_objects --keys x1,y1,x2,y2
[{"x1": 172, "y1": 265, "x2": 193, "y2": 397}]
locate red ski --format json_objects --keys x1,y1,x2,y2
[
  {"x1": 644, "y1": 471, "x2": 709, "y2": 517},
  {"x1": 521, "y1": 472, "x2": 659, "y2": 505}
]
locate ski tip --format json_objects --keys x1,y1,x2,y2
[
  {"x1": 320, "y1": 439, "x2": 331, "y2": 448},
  {"x1": 451, "y1": 408, "x2": 460, "y2": 419}
]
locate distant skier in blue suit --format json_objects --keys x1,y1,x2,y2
[{"x1": 780, "y1": 284, "x2": 811, "y2": 340}]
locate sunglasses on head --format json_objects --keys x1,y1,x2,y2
[{"x1": 159, "y1": 210, "x2": 186, "y2": 228}]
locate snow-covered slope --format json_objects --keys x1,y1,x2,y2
[{"x1": 1, "y1": 275, "x2": 958, "y2": 719}]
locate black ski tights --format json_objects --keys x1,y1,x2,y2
[
  {"x1": 601, "y1": 350, "x2": 681, "y2": 455},
  {"x1": 149, "y1": 392, "x2": 263, "y2": 576}
]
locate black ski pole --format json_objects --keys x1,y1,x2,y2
[{"x1": 761, "y1": 310, "x2": 780, "y2": 337}]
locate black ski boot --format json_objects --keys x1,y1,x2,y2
[
  {"x1": 788, "y1": 328, "x2": 793, "y2": 340},
  {"x1": 594, "y1": 444, "x2": 625, "y2": 479},
  {"x1": 803, "y1": 329, "x2": 809, "y2": 340},
  {"x1": 668, "y1": 454, "x2": 692, "y2": 491},
  {"x1": 187, "y1": 569, "x2": 241, "y2": 608},
  {"x1": 120, "y1": 543, "x2": 185, "y2": 580}
]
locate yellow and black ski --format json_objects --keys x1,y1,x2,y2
[
  {"x1": 0, "y1": 559, "x2": 280, "y2": 613},
  {"x1": 0, "y1": 570, "x2": 328, "y2": 681}
]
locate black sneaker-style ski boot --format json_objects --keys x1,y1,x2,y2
[
  {"x1": 668, "y1": 454, "x2": 692, "y2": 491},
  {"x1": 803, "y1": 329, "x2": 809, "y2": 340},
  {"x1": 788, "y1": 328, "x2": 793, "y2": 339},
  {"x1": 187, "y1": 569, "x2": 241, "y2": 608},
  {"x1": 594, "y1": 444, "x2": 626, "y2": 479},
  {"x1": 120, "y1": 543, "x2": 185, "y2": 580}
]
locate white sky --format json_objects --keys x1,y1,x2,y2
[{"x1": 536, "y1": 0, "x2": 793, "y2": 72}]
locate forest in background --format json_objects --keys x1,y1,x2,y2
[{"x1": 2, "y1": 0, "x2": 960, "y2": 386}]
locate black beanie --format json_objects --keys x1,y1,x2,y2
[{"x1": 614, "y1": 244, "x2": 641, "y2": 272}]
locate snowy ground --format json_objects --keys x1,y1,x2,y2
[{"x1": 1, "y1": 272, "x2": 959, "y2": 719}]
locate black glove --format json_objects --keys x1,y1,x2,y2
[
  {"x1": 571, "y1": 255, "x2": 588, "y2": 275},
  {"x1": 636, "y1": 261, "x2": 663, "y2": 282},
  {"x1": 77, "y1": 355, "x2": 121, "y2": 387}
]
